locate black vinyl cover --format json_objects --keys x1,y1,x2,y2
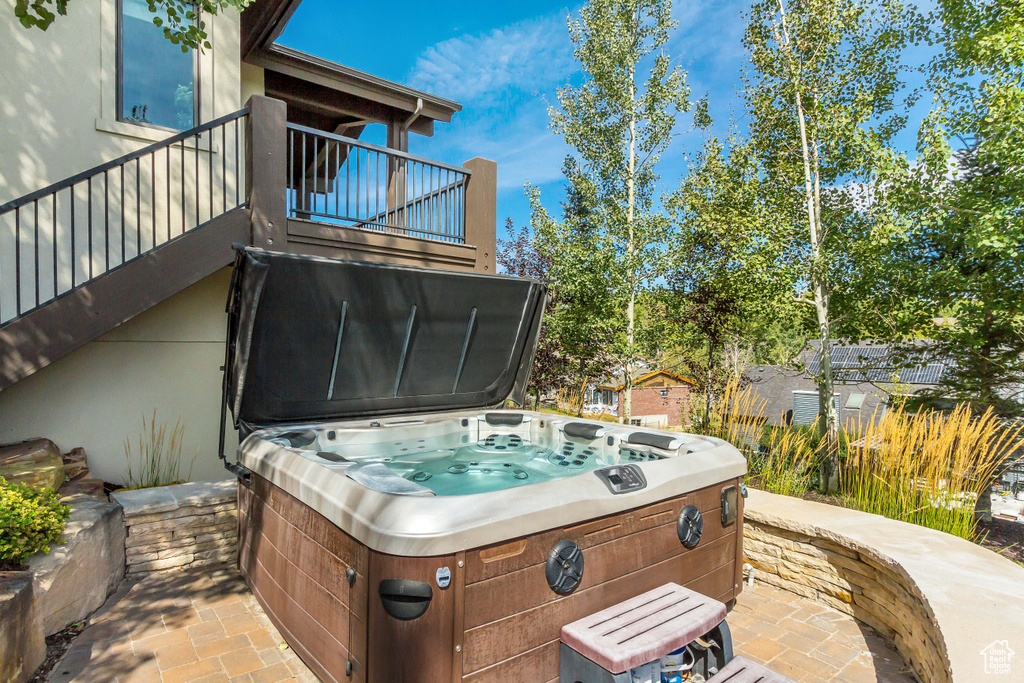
[{"x1": 226, "y1": 248, "x2": 547, "y2": 429}]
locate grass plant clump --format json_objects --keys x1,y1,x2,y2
[
  {"x1": 122, "y1": 410, "x2": 196, "y2": 490},
  {"x1": 844, "y1": 403, "x2": 1023, "y2": 539},
  {"x1": 696, "y1": 378, "x2": 815, "y2": 497}
]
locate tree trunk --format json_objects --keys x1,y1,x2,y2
[
  {"x1": 778, "y1": 0, "x2": 839, "y2": 491},
  {"x1": 623, "y1": 73, "x2": 638, "y2": 424}
]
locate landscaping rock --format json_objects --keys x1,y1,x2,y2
[
  {"x1": 26, "y1": 494, "x2": 126, "y2": 636},
  {"x1": 0, "y1": 572, "x2": 45, "y2": 683},
  {"x1": 0, "y1": 438, "x2": 65, "y2": 491}
]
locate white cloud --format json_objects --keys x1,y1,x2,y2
[{"x1": 407, "y1": 13, "x2": 576, "y2": 104}]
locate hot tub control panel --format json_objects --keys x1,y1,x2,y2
[{"x1": 594, "y1": 464, "x2": 647, "y2": 494}]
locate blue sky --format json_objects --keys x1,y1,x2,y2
[{"x1": 278, "y1": 0, "x2": 928, "y2": 243}]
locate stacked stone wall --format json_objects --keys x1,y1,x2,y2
[{"x1": 112, "y1": 480, "x2": 237, "y2": 575}]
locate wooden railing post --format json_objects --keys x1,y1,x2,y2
[
  {"x1": 462, "y1": 157, "x2": 497, "y2": 273},
  {"x1": 245, "y1": 95, "x2": 288, "y2": 249}
]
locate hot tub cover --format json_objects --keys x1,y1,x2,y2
[{"x1": 225, "y1": 248, "x2": 547, "y2": 430}]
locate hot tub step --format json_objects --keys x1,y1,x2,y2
[
  {"x1": 706, "y1": 656, "x2": 795, "y2": 682},
  {"x1": 560, "y1": 582, "x2": 729, "y2": 680}
]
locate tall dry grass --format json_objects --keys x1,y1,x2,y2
[
  {"x1": 123, "y1": 410, "x2": 195, "y2": 489},
  {"x1": 843, "y1": 404, "x2": 1023, "y2": 539},
  {"x1": 694, "y1": 378, "x2": 815, "y2": 496}
]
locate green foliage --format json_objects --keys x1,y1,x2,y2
[
  {"x1": 535, "y1": 0, "x2": 692, "y2": 421},
  {"x1": 737, "y1": 0, "x2": 917, "y2": 490},
  {"x1": 883, "y1": 0, "x2": 1024, "y2": 416},
  {"x1": 123, "y1": 410, "x2": 196, "y2": 489},
  {"x1": 0, "y1": 476, "x2": 70, "y2": 567},
  {"x1": 13, "y1": 0, "x2": 253, "y2": 52}
]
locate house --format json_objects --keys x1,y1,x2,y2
[
  {"x1": 586, "y1": 370, "x2": 696, "y2": 428},
  {"x1": 0, "y1": 0, "x2": 497, "y2": 483},
  {"x1": 744, "y1": 341, "x2": 950, "y2": 428}
]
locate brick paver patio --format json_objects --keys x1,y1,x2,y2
[
  {"x1": 729, "y1": 584, "x2": 916, "y2": 682},
  {"x1": 47, "y1": 567, "x2": 916, "y2": 682}
]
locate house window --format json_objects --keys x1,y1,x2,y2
[
  {"x1": 630, "y1": 418, "x2": 642, "y2": 426},
  {"x1": 660, "y1": 389, "x2": 669, "y2": 397},
  {"x1": 118, "y1": 0, "x2": 197, "y2": 130},
  {"x1": 846, "y1": 393, "x2": 866, "y2": 410}
]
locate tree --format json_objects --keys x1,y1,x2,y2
[
  {"x1": 662, "y1": 132, "x2": 794, "y2": 420},
  {"x1": 496, "y1": 219, "x2": 569, "y2": 408},
  {"x1": 539, "y1": 0, "x2": 691, "y2": 423},
  {"x1": 13, "y1": 0, "x2": 252, "y2": 51},
  {"x1": 888, "y1": 0, "x2": 1024, "y2": 416},
  {"x1": 531, "y1": 160, "x2": 618, "y2": 391},
  {"x1": 742, "y1": 0, "x2": 915, "y2": 490}
]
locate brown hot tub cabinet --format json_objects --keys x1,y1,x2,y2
[{"x1": 223, "y1": 248, "x2": 746, "y2": 683}]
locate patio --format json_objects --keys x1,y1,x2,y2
[{"x1": 41, "y1": 566, "x2": 913, "y2": 683}]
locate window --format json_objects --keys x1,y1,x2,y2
[
  {"x1": 118, "y1": 0, "x2": 196, "y2": 130},
  {"x1": 660, "y1": 389, "x2": 669, "y2": 397},
  {"x1": 846, "y1": 392, "x2": 866, "y2": 410},
  {"x1": 630, "y1": 419, "x2": 642, "y2": 426}
]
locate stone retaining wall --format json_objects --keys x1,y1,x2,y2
[
  {"x1": 111, "y1": 480, "x2": 237, "y2": 575},
  {"x1": 744, "y1": 517, "x2": 947, "y2": 682},
  {"x1": 744, "y1": 488, "x2": 1024, "y2": 683}
]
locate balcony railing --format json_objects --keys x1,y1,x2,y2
[
  {"x1": 0, "y1": 108, "x2": 249, "y2": 325},
  {"x1": 286, "y1": 123, "x2": 469, "y2": 244}
]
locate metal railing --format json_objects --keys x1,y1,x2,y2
[
  {"x1": 0, "y1": 108, "x2": 250, "y2": 325},
  {"x1": 286, "y1": 123, "x2": 469, "y2": 244}
]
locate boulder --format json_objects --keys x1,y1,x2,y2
[
  {"x1": 61, "y1": 447, "x2": 91, "y2": 482},
  {"x1": 26, "y1": 494, "x2": 126, "y2": 635},
  {"x1": 0, "y1": 572, "x2": 45, "y2": 683},
  {"x1": 0, "y1": 438, "x2": 65, "y2": 491}
]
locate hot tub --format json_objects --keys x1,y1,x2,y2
[{"x1": 222, "y1": 248, "x2": 747, "y2": 683}]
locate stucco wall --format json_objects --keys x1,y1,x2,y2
[
  {"x1": 0, "y1": 1, "x2": 243, "y2": 322},
  {"x1": 0, "y1": 0, "x2": 242, "y2": 197},
  {"x1": 0, "y1": 269, "x2": 237, "y2": 484}
]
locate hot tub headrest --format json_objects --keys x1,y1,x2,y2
[
  {"x1": 562, "y1": 422, "x2": 611, "y2": 440},
  {"x1": 345, "y1": 463, "x2": 435, "y2": 496},
  {"x1": 483, "y1": 412, "x2": 527, "y2": 426},
  {"x1": 625, "y1": 432, "x2": 684, "y2": 451}
]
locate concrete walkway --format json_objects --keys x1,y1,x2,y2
[{"x1": 48, "y1": 567, "x2": 914, "y2": 682}]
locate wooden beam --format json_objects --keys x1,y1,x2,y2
[
  {"x1": 0, "y1": 208, "x2": 250, "y2": 392},
  {"x1": 246, "y1": 95, "x2": 289, "y2": 249},
  {"x1": 264, "y1": 71, "x2": 435, "y2": 137},
  {"x1": 462, "y1": 158, "x2": 497, "y2": 273}
]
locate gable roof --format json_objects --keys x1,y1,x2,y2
[{"x1": 595, "y1": 369, "x2": 695, "y2": 391}]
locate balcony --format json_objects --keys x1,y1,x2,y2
[{"x1": 250, "y1": 96, "x2": 496, "y2": 273}]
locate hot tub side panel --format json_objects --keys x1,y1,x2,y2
[
  {"x1": 238, "y1": 476, "x2": 369, "y2": 683},
  {"x1": 455, "y1": 477, "x2": 744, "y2": 682}
]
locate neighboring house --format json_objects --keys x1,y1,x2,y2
[
  {"x1": 0, "y1": 0, "x2": 497, "y2": 482},
  {"x1": 744, "y1": 341, "x2": 950, "y2": 428},
  {"x1": 601, "y1": 370, "x2": 696, "y2": 428}
]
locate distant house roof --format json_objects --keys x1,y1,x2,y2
[
  {"x1": 805, "y1": 342, "x2": 950, "y2": 386},
  {"x1": 594, "y1": 369, "x2": 695, "y2": 391}
]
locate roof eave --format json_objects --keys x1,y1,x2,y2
[{"x1": 248, "y1": 45, "x2": 462, "y2": 123}]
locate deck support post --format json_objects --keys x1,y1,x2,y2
[
  {"x1": 462, "y1": 157, "x2": 496, "y2": 273},
  {"x1": 245, "y1": 95, "x2": 288, "y2": 249}
]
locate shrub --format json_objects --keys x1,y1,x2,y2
[{"x1": 0, "y1": 476, "x2": 71, "y2": 567}]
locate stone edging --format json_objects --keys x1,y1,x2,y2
[
  {"x1": 111, "y1": 480, "x2": 237, "y2": 574},
  {"x1": 743, "y1": 488, "x2": 1024, "y2": 682}
]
